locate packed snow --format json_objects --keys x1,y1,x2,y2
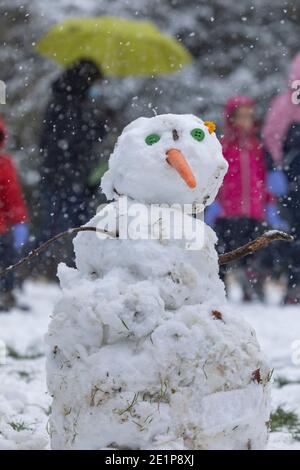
[{"x1": 1, "y1": 281, "x2": 300, "y2": 449}]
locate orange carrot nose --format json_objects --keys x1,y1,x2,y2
[{"x1": 166, "y1": 148, "x2": 197, "y2": 189}]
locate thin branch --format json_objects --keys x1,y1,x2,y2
[
  {"x1": 0, "y1": 226, "x2": 116, "y2": 279},
  {"x1": 219, "y1": 230, "x2": 294, "y2": 265}
]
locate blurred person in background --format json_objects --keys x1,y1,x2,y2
[
  {"x1": 39, "y1": 59, "x2": 107, "y2": 243},
  {"x1": 263, "y1": 52, "x2": 300, "y2": 303},
  {"x1": 206, "y1": 95, "x2": 287, "y2": 301},
  {"x1": 0, "y1": 115, "x2": 29, "y2": 311}
]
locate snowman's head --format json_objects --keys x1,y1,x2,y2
[{"x1": 101, "y1": 114, "x2": 228, "y2": 206}]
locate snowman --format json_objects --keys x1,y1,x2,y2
[{"x1": 46, "y1": 114, "x2": 271, "y2": 450}]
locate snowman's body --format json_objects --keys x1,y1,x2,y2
[{"x1": 46, "y1": 115, "x2": 270, "y2": 450}]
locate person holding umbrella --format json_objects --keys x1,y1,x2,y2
[{"x1": 39, "y1": 59, "x2": 106, "y2": 243}]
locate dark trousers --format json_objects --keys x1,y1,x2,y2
[
  {"x1": 214, "y1": 217, "x2": 268, "y2": 300},
  {"x1": 215, "y1": 217, "x2": 263, "y2": 263},
  {"x1": 214, "y1": 217, "x2": 266, "y2": 279},
  {"x1": 280, "y1": 195, "x2": 300, "y2": 288},
  {"x1": 0, "y1": 233, "x2": 15, "y2": 293},
  {"x1": 40, "y1": 184, "x2": 101, "y2": 242},
  {"x1": 280, "y1": 232, "x2": 300, "y2": 289}
]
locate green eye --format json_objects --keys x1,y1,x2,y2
[
  {"x1": 145, "y1": 133, "x2": 160, "y2": 145},
  {"x1": 191, "y1": 128, "x2": 205, "y2": 142}
]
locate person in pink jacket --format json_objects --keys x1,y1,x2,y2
[
  {"x1": 218, "y1": 95, "x2": 272, "y2": 221},
  {"x1": 206, "y1": 95, "x2": 286, "y2": 301},
  {"x1": 263, "y1": 52, "x2": 300, "y2": 303}
]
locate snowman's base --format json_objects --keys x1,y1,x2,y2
[
  {"x1": 48, "y1": 382, "x2": 269, "y2": 450},
  {"x1": 47, "y1": 294, "x2": 270, "y2": 450}
]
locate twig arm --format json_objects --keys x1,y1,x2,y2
[
  {"x1": 0, "y1": 226, "x2": 116, "y2": 279},
  {"x1": 219, "y1": 230, "x2": 294, "y2": 265}
]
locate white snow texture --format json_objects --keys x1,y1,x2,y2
[{"x1": 46, "y1": 114, "x2": 271, "y2": 450}]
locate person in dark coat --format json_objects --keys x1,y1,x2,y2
[
  {"x1": 39, "y1": 59, "x2": 106, "y2": 243},
  {"x1": 263, "y1": 53, "x2": 300, "y2": 303}
]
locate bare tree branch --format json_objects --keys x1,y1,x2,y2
[{"x1": 219, "y1": 230, "x2": 294, "y2": 265}]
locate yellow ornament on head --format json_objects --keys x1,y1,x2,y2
[{"x1": 204, "y1": 121, "x2": 216, "y2": 134}]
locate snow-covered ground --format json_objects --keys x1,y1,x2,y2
[{"x1": 0, "y1": 280, "x2": 300, "y2": 450}]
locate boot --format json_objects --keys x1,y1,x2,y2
[
  {"x1": 284, "y1": 284, "x2": 300, "y2": 305},
  {"x1": 246, "y1": 269, "x2": 265, "y2": 302},
  {"x1": 0, "y1": 291, "x2": 16, "y2": 312},
  {"x1": 235, "y1": 268, "x2": 265, "y2": 302}
]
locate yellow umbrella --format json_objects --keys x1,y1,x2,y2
[{"x1": 36, "y1": 16, "x2": 192, "y2": 77}]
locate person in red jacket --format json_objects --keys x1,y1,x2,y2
[
  {"x1": 0, "y1": 115, "x2": 29, "y2": 311},
  {"x1": 205, "y1": 96, "x2": 287, "y2": 300}
]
